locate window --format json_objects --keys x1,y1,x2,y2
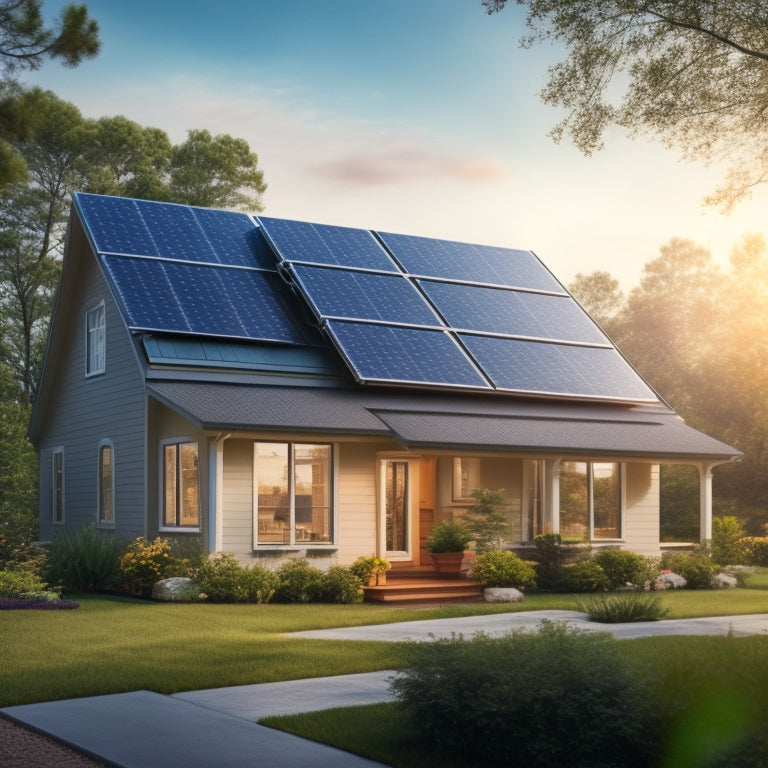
[
  {"x1": 98, "y1": 442, "x2": 114, "y2": 526},
  {"x1": 560, "y1": 462, "x2": 621, "y2": 540},
  {"x1": 162, "y1": 441, "x2": 199, "y2": 528},
  {"x1": 52, "y1": 448, "x2": 64, "y2": 524},
  {"x1": 86, "y1": 303, "x2": 106, "y2": 376},
  {"x1": 254, "y1": 442, "x2": 331, "y2": 545}
]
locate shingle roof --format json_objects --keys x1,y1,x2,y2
[{"x1": 147, "y1": 381, "x2": 741, "y2": 462}]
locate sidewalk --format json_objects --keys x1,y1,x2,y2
[{"x1": 4, "y1": 610, "x2": 768, "y2": 768}]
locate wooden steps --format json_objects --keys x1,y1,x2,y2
[{"x1": 363, "y1": 574, "x2": 484, "y2": 604}]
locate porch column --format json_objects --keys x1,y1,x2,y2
[
  {"x1": 207, "y1": 433, "x2": 230, "y2": 553},
  {"x1": 546, "y1": 458, "x2": 562, "y2": 535},
  {"x1": 699, "y1": 463, "x2": 714, "y2": 544}
]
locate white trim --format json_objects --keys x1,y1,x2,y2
[{"x1": 85, "y1": 301, "x2": 106, "y2": 377}]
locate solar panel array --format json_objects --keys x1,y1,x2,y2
[
  {"x1": 75, "y1": 194, "x2": 657, "y2": 403},
  {"x1": 258, "y1": 217, "x2": 658, "y2": 403},
  {"x1": 75, "y1": 193, "x2": 307, "y2": 344}
]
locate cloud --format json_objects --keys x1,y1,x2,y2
[{"x1": 307, "y1": 141, "x2": 508, "y2": 187}]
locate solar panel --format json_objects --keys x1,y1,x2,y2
[
  {"x1": 258, "y1": 217, "x2": 398, "y2": 272},
  {"x1": 291, "y1": 265, "x2": 441, "y2": 326},
  {"x1": 377, "y1": 231, "x2": 565, "y2": 292},
  {"x1": 326, "y1": 321, "x2": 490, "y2": 389},
  {"x1": 418, "y1": 280, "x2": 609, "y2": 344},
  {"x1": 77, "y1": 193, "x2": 157, "y2": 257},
  {"x1": 101, "y1": 255, "x2": 306, "y2": 343},
  {"x1": 459, "y1": 335, "x2": 657, "y2": 401}
]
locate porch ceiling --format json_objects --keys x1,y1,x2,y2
[{"x1": 147, "y1": 380, "x2": 741, "y2": 462}]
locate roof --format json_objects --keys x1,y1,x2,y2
[
  {"x1": 146, "y1": 381, "x2": 741, "y2": 462},
  {"x1": 73, "y1": 192, "x2": 660, "y2": 405},
  {"x1": 31, "y1": 192, "x2": 741, "y2": 464}
]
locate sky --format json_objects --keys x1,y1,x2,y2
[{"x1": 23, "y1": 0, "x2": 768, "y2": 289}]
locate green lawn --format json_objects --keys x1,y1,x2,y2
[{"x1": 2, "y1": 570, "x2": 768, "y2": 708}]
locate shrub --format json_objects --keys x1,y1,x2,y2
[
  {"x1": 120, "y1": 536, "x2": 192, "y2": 597},
  {"x1": 44, "y1": 524, "x2": 125, "y2": 593},
  {"x1": 319, "y1": 566, "x2": 364, "y2": 604},
  {"x1": 662, "y1": 549, "x2": 719, "y2": 589},
  {"x1": 0, "y1": 568, "x2": 48, "y2": 598},
  {"x1": 461, "y1": 488, "x2": 516, "y2": 553},
  {"x1": 425, "y1": 519, "x2": 471, "y2": 553},
  {"x1": 470, "y1": 549, "x2": 537, "y2": 590},
  {"x1": 558, "y1": 560, "x2": 610, "y2": 593},
  {"x1": 577, "y1": 591, "x2": 668, "y2": 623},
  {"x1": 391, "y1": 621, "x2": 660, "y2": 767},
  {"x1": 593, "y1": 549, "x2": 653, "y2": 590},
  {"x1": 712, "y1": 516, "x2": 746, "y2": 565},
  {"x1": 197, "y1": 552, "x2": 278, "y2": 603},
  {"x1": 738, "y1": 537, "x2": 768, "y2": 567},
  {"x1": 532, "y1": 534, "x2": 583, "y2": 591},
  {"x1": 272, "y1": 559, "x2": 325, "y2": 603}
]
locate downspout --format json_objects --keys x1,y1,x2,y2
[{"x1": 208, "y1": 433, "x2": 231, "y2": 554}]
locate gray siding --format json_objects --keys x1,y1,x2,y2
[{"x1": 37, "y1": 241, "x2": 146, "y2": 543}]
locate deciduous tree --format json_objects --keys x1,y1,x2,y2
[{"x1": 483, "y1": 1, "x2": 768, "y2": 209}]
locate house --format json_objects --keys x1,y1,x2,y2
[{"x1": 29, "y1": 192, "x2": 741, "y2": 572}]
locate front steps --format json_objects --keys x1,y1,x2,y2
[{"x1": 363, "y1": 572, "x2": 484, "y2": 604}]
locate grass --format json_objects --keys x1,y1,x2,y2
[{"x1": 2, "y1": 569, "x2": 768, "y2": 708}]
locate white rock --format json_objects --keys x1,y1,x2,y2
[
  {"x1": 712, "y1": 573, "x2": 738, "y2": 589},
  {"x1": 657, "y1": 572, "x2": 687, "y2": 589},
  {"x1": 484, "y1": 587, "x2": 524, "y2": 603},
  {"x1": 152, "y1": 577, "x2": 197, "y2": 601}
]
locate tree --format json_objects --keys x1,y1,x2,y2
[
  {"x1": 568, "y1": 270, "x2": 624, "y2": 334},
  {"x1": 169, "y1": 129, "x2": 267, "y2": 210},
  {"x1": 482, "y1": 1, "x2": 768, "y2": 209},
  {"x1": 0, "y1": 2, "x2": 99, "y2": 185},
  {"x1": 0, "y1": 1, "x2": 99, "y2": 72}
]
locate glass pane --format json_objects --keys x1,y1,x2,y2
[
  {"x1": 256, "y1": 443, "x2": 290, "y2": 543},
  {"x1": 179, "y1": 443, "x2": 199, "y2": 526},
  {"x1": 164, "y1": 444, "x2": 177, "y2": 527},
  {"x1": 100, "y1": 446, "x2": 113, "y2": 523},
  {"x1": 560, "y1": 462, "x2": 588, "y2": 541},
  {"x1": 593, "y1": 463, "x2": 620, "y2": 538},
  {"x1": 386, "y1": 461, "x2": 408, "y2": 552},
  {"x1": 294, "y1": 444, "x2": 331, "y2": 543}
]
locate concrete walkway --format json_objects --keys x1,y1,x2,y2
[{"x1": 4, "y1": 610, "x2": 768, "y2": 767}]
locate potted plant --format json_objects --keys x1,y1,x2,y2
[
  {"x1": 425, "y1": 519, "x2": 471, "y2": 576},
  {"x1": 350, "y1": 555, "x2": 391, "y2": 586}
]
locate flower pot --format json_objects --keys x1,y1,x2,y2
[
  {"x1": 376, "y1": 571, "x2": 387, "y2": 586},
  {"x1": 428, "y1": 551, "x2": 465, "y2": 576},
  {"x1": 367, "y1": 573, "x2": 377, "y2": 587}
]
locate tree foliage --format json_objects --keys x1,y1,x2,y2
[
  {"x1": 0, "y1": 86, "x2": 267, "y2": 405},
  {"x1": 0, "y1": 2, "x2": 100, "y2": 185},
  {"x1": 570, "y1": 233, "x2": 768, "y2": 530},
  {"x1": 0, "y1": 1, "x2": 99, "y2": 72},
  {"x1": 483, "y1": 1, "x2": 768, "y2": 209}
]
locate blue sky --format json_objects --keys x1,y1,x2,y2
[{"x1": 24, "y1": 0, "x2": 766, "y2": 288}]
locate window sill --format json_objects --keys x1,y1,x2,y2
[
  {"x1": 159, "y1": 527, "x2": 201, "y2": 534},
  {"x1": 254, "y1": 544, "x2": 337, "y2": 552}
]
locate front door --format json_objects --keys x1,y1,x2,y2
[{"x1": 378, "y1": 457, "x2": 421, "y2": 565}]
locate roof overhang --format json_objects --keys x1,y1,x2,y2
[{"x1": 146, "y1": 381, "x2": 742, "y2": 463}]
